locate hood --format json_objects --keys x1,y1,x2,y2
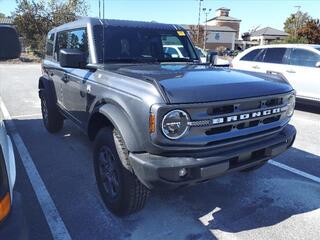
[{"x1": 107, "y1": 64, "x2": 293, "y2": 104}]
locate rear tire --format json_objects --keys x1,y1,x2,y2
[
  {"x1": 94, "y1": 127, "x2": 149, "y2": 216},
  {"x1": 40, "y1": 89, "x2": 64, "y2": 133}
]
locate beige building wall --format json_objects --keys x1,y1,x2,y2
[
  {"x1": 206, "y1": 43, "x2": 233, "y2": 50},
  {"x1": 207, "y1": 20, "x2": 240, "y2": 39},
  {"x1": 206, "y1": 31, "x2": 236, "y2": 50}
]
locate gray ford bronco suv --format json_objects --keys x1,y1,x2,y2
[{"x1": 39, "y1": 17, "x2": 296, "y2": 215}]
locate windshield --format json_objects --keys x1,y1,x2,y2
[{"x1": 95, "y1": 26, "x2": 198, "y2": 63}]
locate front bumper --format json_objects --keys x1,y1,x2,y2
[{"x1": 129, "y1": 124, "x2": 296, "y2": 189}]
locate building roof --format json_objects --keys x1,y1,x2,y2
[
  {"x1": 182, "y1": 25, "x2": 236, "y2": 32},
  {"x1": 250, "y1": 27, "x2": 289, "y2": 37},
  {"x1": 0, "y1": 18, "x2": 14, "y2": 25},
  {"x1": 207, "y1": 15, "x2": 241, "y2": 22},
  {"x1": 217, "y1": 7, "x2": 230, "y2": 11}
]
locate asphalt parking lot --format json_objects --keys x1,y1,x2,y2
[{"x1": 0, "y1": 63, "x2": 319, "y2": 240}]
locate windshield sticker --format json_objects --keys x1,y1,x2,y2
[{"x1": 177, "y1": 31, "x2": 186, "y2": 37}]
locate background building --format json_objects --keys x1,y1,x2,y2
[
  {"x1": 184, "y1": 7, "x2": 242, "y2": 51},
  {"x1": 204, "y1": 25, "x2": 237, "y2": 50},
  {"x1": 249, "y1": 27, "x2": 289, "y2": 45},
  {"x1": 206, "y1": 7, "x2": 241, "y2": 39}
]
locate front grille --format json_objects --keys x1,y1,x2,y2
[
  {"x1": 187, "y1": 95, "x2": 287, "y2": 135},
  {"x1": 154, "y1": 93, "x2": 292, "y2": 147}
]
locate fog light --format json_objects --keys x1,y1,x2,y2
[{"x1": 178, "y1": 168, "x2": 188, "y2": 177}]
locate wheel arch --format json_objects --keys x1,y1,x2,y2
[
  {"x1": 87, "y1": 103, "x2": 144, "y2": 153},
  {"x1": 38, "y1": 76, "x2": 57, "y2": 102}
]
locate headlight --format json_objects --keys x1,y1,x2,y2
[
  {"x1": 287, "y1": 93, "x2": 296, "y2": 117},
  {"x1": 161, "y1": 110, "x2": 190, "y2": 139}
]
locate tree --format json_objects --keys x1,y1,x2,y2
[
  {"x1": 13, "y1": 0, "x2": 89, "y2": 54},
  {"x1": 284, "y1": 11, "x2": 309, "y2": 37},
  {"x1": 188, "y1": 24, "x2": 205, "y2": 48},
  {"x1": 241, "y1": 32, "x2": 250, "y2": 41},
  {"x1": 241, "y1": 26, "x2": 260, "y2": 41},
  {"x1": 297, "y1": 19, "x2": 320, "y2": 44}
]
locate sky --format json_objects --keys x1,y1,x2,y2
[{"x1": 1, "y1": 0, "x2": 320, "y2": 34}]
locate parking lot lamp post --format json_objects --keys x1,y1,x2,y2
[
  {"x1": 294, "y1": 5, "x2": 301, "y2": 38},
  {"x1": 203, "y1": 8, "x2": 211, "y2": 49},
  {"x1": 197, "y1": 0, "x2": 204, "y2": 45}
]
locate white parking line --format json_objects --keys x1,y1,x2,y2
[
  {"x1": 269, "y1": 160, "x2": 320, "y2": 184},
  {"x1": 11, "y1": 113, "x2": 42, "y2": 119},
  {"x1": 0, "y1": 98, "x2": 71, "y2": 240}
]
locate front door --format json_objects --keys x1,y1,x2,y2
[
  {"x1": 63, "y1": 69, "x2": 93, "y2": 125},
  {"x1": 59, "y1": 28, "x2": 90, "y2": 126}
]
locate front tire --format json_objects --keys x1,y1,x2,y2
[
  {"x1": 40, "y1": 89, "x2": 64, "y2": 133},
  {"x1": 94, "y1": 127, "x2": 149, "y2": 216}
]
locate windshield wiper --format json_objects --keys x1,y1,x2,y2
[
  {"x1": 104, "y1": 58, "x2": 159, "y2": 63},
  {"x1": 158, "y1": 58, "x2": 196, "y2": 63}
]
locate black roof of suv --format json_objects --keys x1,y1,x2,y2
[{"x1": 48, "y1": 17, "x2": 185, "y2": 33}]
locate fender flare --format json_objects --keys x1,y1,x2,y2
[
  {"x1": 95, "y1": 104, "x2": 144, "y2": 152},
  {"x1": 38, "y1": 76, "x2": 57, "y2": 103}
]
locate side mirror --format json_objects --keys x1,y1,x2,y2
[
  {"x1": 206, "y1": 51, "x2": 218, "y2": 65},
  {"x1": 316, "y1": 61, "x2": 320, "y2": 68},
  {"x1": 0, "y1": 25, "x2": 21, "y2": 60},
  {"x1": 59, "y1": 48, "x2": 87, "y2": 68}
]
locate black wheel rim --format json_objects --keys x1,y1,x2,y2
[
  {"x1": 98, "y1": 146, "x2": 120, "y2": 200},
  {"x1": 41, "y1": 97, "x2": 49, "y2": 125}
]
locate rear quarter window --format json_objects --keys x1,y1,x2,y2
[
  {"x1": 240, "y1": 49, "x2": 262, "y2": 61},
  {"x1": 289, "y1": 48, "x2": 320, "y2": 67},
  {"x1": 263, "y1": 48, "x2": 287, "y2": 64}
]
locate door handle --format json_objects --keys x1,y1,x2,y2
[
  {"x1": 61, "y1": 74, "x2": 69, "y2": 83},
  {"x1": 252, "y1": 65, "x2": 260, "y2": 69},
  {"x1": 286, "y1": 69, "x2": 296, "y2": 73}
]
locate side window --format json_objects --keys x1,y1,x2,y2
[
  {"x1": 46, "y1": 33, "x2": 55, "y2": 56},
  {"x1": 263, "y1": 48, "x2": 287, "y2": 64},
  {"x1": 195, "y1": 48, "x2": 205, "y2": 58},
  {"x1": 255, "y1": 49, "x2": 266, "y2": 62},
  {"x1": 240, "y1": 49, "x2": 262, "y2": 61},
  {"x1": 54, "y1": 28, "x2": 88, "y2": 62},
  {"x1": 289, "y1": 49, "x2": 320, "y2": 67},
  {"x1": 68, "y1": 29, "x2": 88, "y2": 53}
]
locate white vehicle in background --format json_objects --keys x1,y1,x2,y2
[
  {"x1": 164, "y1": 45, "x2": 230, "y2": 66},
  {"x1": 163, "y1": 45, "x2": 190, "y2": 60},
  {"x1": 232, "y1": 44, "x2": 320, "y2": 105}
]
